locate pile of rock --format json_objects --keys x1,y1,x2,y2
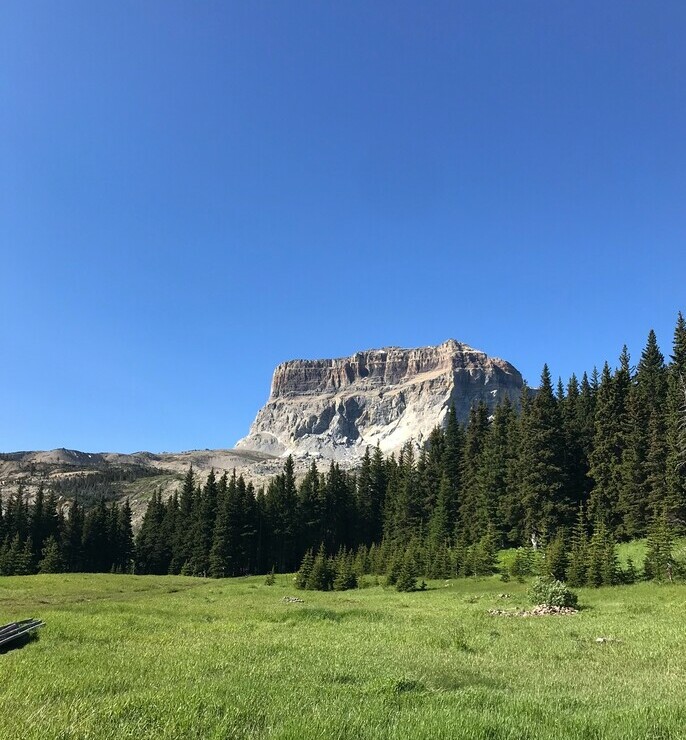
[
  {"x1": 488, "y1": 605, "x2": 578, "y2": 617},
  {"x1": 282, "y1": 596, "x2": 304, "y2": 604}
]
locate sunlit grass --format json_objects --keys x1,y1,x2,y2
[{"x1": 1, "y1": 573, "x2": 685, "y2": 739}]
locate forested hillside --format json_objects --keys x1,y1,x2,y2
[{"x1": 2, "y1": 315, "x2": 685, "y2": 586}]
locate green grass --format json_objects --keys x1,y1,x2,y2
[
  {"x1": 1, "y1": 574, "x2": 685, "y2": 739},
  {"x1": 616, "y1": 536, "x2": 686, "y2": 566}
]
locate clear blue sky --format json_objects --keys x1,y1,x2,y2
[{"x1": 2, "y1": 1, "x2": 685, "y2": 453}]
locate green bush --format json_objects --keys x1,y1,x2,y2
[{"x1": 528, "y1": 577, "x2": 578, "y2": 608}]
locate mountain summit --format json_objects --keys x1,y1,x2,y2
[{"x1": 236, "y1": 340, "x2": 526, "y2": 460}]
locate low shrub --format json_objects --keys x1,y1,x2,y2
[{"x1": 528, "y1": 576, "x2": 578, "y2": 608}]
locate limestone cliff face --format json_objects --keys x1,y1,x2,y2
[{"x1": 235, "y1": 340, "x2": 526, "y2": 460}]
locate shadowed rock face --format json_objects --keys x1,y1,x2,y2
[{"x1": 236, "y1": 340, "x2": 526, "y2": 460}]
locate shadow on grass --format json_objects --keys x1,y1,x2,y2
[{"x1": 0, "y1": 631, "x2": 39, "y2": 655}]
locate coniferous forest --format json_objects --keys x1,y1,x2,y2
[{"x1": 2, "y1": 316, "x2": 685, "y2": 589}]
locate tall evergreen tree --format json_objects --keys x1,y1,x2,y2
[
  {"x1": 38, "y1": 536, "x2": 65, "y2": 574},
  {"x1": 188, "y1": 469, "x2": 218, "y2": 575},
  {"x1": 589, "y1": 358, "x2": 629, "y2": 534},
  {"x1": 135, "y1": 492, "x2": 169, "y2": 574},
  {"x1": 619, "y1": 332, "x2": 668, "y2": 536},
  {"x1": 457, "y1": 403, "x2": 490, "y2": 544},
  {"x1": 479, "y1": 399, "x2": 516, "y2": 540},
  {"x1": 666, "y1": 312, "x2": 686, "y2": 530},
  {"x1": 427, "y1": 474, "x2": 452, "y2": 551},
  {"x1": 500, "y1": 390, "x2": 527, "y2": 546},
  {"x1": 561, "y1": 374, "x2": 591, "y2": 510},
  {"x1": 566, "y1": 505, "x2": 589, "y2": 587},
  {"x1": 115, "y1": 499, "x2": 134, "y2": 573},
  {"x1": 171, "y1": 466, "x2": 196, "y2": 574},
  {"x1": 644, "y1": 510, "x2": 676, "y2": 582},
  {"x1": 63, "y1": 499, "x2": 84, "y2": 572},
  {"x1": 441, "y1": 402, "x2": 464, "y2": 534},
  {"x1": 519, "y1": 366, "x2": 568, "y2": 540},
  {"x1": 388, "y1": 444, "x2": 423, "y2": 544},
  {"x1": 209, "y1": 490, "x2": 233, "y2": 578}
]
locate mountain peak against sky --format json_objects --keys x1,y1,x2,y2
[{"x1": 237, "y1": 339, "x2": 525, "y2": 460}]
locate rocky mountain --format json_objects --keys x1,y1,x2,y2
[
  {"x1": 0, "y1": 448, "x2": 282, "y2": 525},
  {"x1": 236, "y1": 339, "x2": 526, "y2": 460},
  {"x1": 1, "y1": 339, "x2": 528, "y2": 519}
]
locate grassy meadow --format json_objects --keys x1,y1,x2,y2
[{"x1": 1, "y1": 570, "x2": 685, "y2": 740}]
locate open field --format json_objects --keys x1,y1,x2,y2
[{"x1": 1, "y1": 573, "x2": 685, "y2": 740}]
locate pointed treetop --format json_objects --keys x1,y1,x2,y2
[
  {"x1": 671, "y1": 311, "x2": 686, "y2": 368},
  {"x1": 638, "y1": 329, "x2": 665, "y2": 371}
]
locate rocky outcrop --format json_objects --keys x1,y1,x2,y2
[
  {"x1": 236, "y1": 339, "x2": 526, "y2": 460},
  {"x1": 0, "y1": 447, "x2": 285, "y2": 527}
]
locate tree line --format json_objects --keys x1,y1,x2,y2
[
  {"x1": 1, "y1": 314, "x2": 685, "y2": 583},
  {"x1": 0, "y1": 488, "x2": 133, "y2": 576}
]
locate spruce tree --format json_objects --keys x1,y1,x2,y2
[
  {"x1": 457, "y1": 403, "x2": 490, "y2": 544},
  {"x1": 0, "y1": 537, "x2": 11, "y2": 576},
  {"x1": 644, "y1": 510, "x2": 675, "y2": 582},
  {"x1": 566, "y1": 506, "x2": 589, "y2": 587},
  {"x1": 188, "y1": 470, "x2": 218, "y2": 576},
  {"x1": 469, "y1": 523, "x2": 499, "y2": 577},
  {"x1": 619, "y1": 369, "x2": 648, "y2": 540},
  {"x1": 665, "y1": 312, "x2": 686, "y2": 530},
  {"x1": 352, "y1": 545, "x2": 369, "y2": 577},
  {"x1": 1, "y1": 534, "x2": 24, "y2": 575},
  {"x1": 427, "y1": 542, "x2": 452, "y2": 579},
  {"x1": 586, "y1": 519, "x2": 617, "y2": 587},
  {"x1": 509, "y1": 547, "x2": 534, "y2": 582},
  {"x1": 395, "y1": 549, "x2": 418, "y2": 592},
  {"x1": 29, "y1": 485, "x2": 47, "y2": 559},
  {"x1": 441, "y1": 402, "x2": 463, "y2": 534},
  {"x1": 171, "y1": 465, "x2": 196, "y2": 574},
  {"x1": 427, "y1": 474, "x2": 451, "y2": 551},
  {"x1": 354, "y1": 448, "x2": 375, "y2": 547},
  {"x1": 561, "y1": 374, "x2": 592, "y2": 511},
  {"x1": 295, "y1": 549, "x2": 314, "y2": 589},
  {"x1": 63, "y1": 499, "x2": 84, "y2": 572},
  {"x1": 0, "y1": 492, "x2": 5, "y2": 545},
  {"x1": 397, "y1": 444, "x2": 424, "y2": 544},
  {"x1": 238, "y1": 478, "x2": 259, "y2": 574},
  {"x1": 38, "y1": 536, "x2": 65, "y2": 573},
  {"x1": 544, "y1": 529, "x2": 569, "y2": 582},
  {"x1": 588, "y1": 359, "x2": 629, "y2": 534},
  {"x1": 209, "y1": 494, "x2": 233, "y2": 578},
  {"x1": 135, "y1": 492, "x2": 173, "y2": 575},
  {"x1": 479, "y1": 399, "x2": 516, "y2": 541},
  {"x1": 369, "y1": 444, "x2": 388, "y2": 543},
  {"x1": 419, "y1": 427, "x2": 445, "y2": 522},
  {"x1": 15, "y1": 537, "x2": 35, "y2": 575},
  {"x1": 116, "y1": 499, "x2": 134, "y2": 573},
  {"x1": 519, "y1": 365, "x2": 568, "y2": 540},
  {"x1": 501, "y1": 392, "x2": 526, "y2": 546},
  {"x1": 619, "y1": 333, "x2": 668, "y2": 536},
  {"x1": 333, "y1": 550, "x2": 357, "y2": 591},
  {"x1": 278, "y1": 455, "x2": 300, "y2": 571},
  {"x1": 307, "y1": 545, "x2": 332, "y2": 591},
  {"x1": 82, "y1": 500, "x2": 110, "y2": 572}
]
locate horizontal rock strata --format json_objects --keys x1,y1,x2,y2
[{"x1": 236, "y1": 339, "x2": 526, "y2": 460}]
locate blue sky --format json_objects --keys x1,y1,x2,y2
[{"x1": 1, "y1": 1, "x2": 685, "y2": 453}]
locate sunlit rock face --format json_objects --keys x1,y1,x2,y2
[{"x1": 235, "y1": 340, "x2": 526, "y2": 461}]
